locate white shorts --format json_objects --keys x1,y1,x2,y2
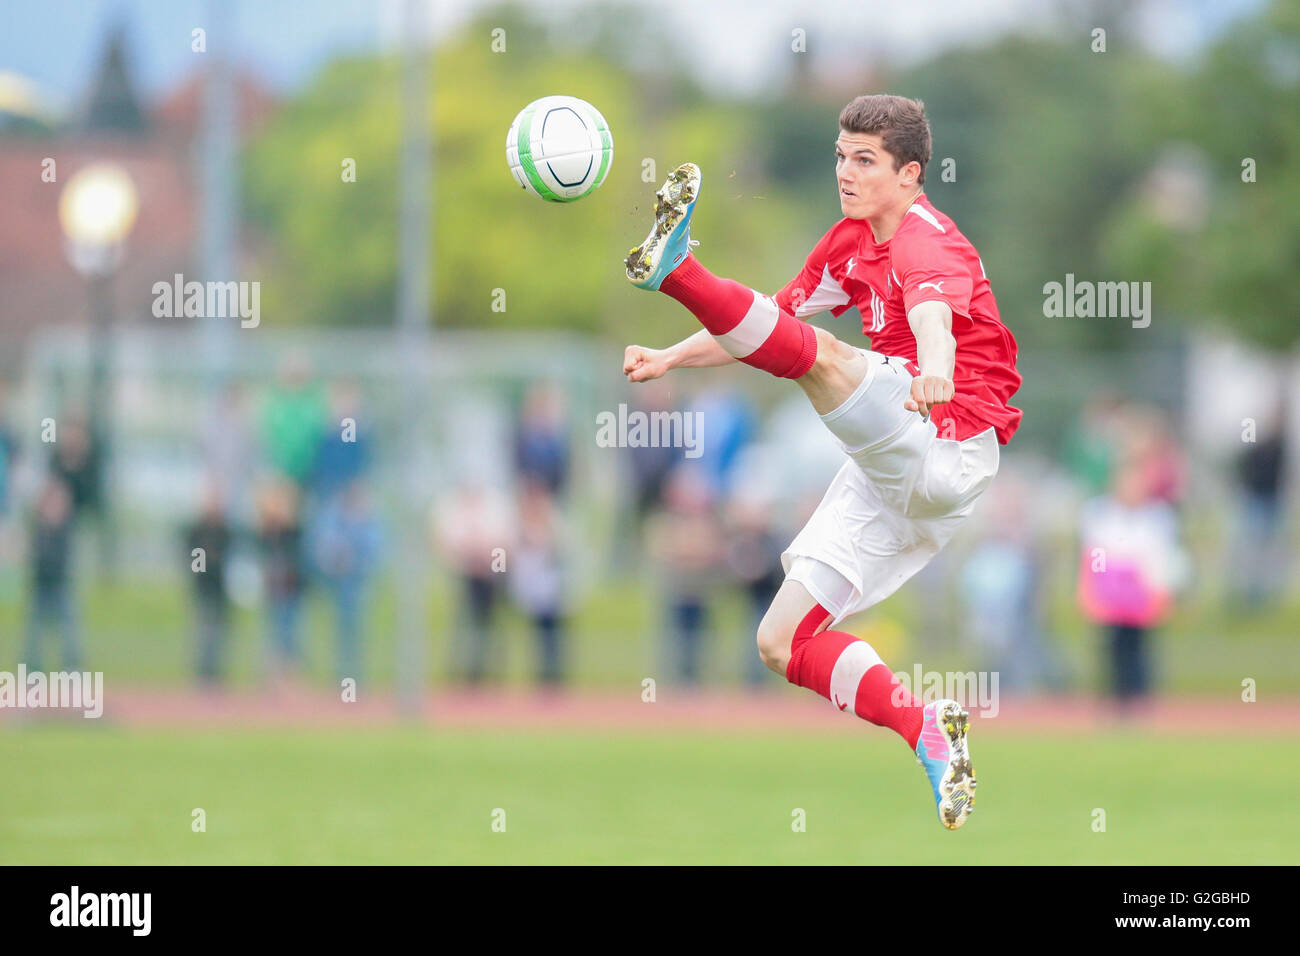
[{"x1": 781, "y1": 350, "x2": 1000, "y2": 626}]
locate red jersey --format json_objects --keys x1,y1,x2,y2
[{"x1": 774, "y1": 195, "x2": 1022, "y2": 444}]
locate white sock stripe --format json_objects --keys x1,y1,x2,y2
[
  {"x1": 828, "y1": 640, "x2": 884, "y2": 714},
  {"x1": 713, "y1": 292, "x2": 778, "y2": 359}
]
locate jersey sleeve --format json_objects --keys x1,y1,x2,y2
[
  {"x1": 891, "y1": 228, "x2": 974, "y2": 318},
  {"x1": 773, "y1": 226, "x2": 853, "y2": 319}
]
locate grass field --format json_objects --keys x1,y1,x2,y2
[
  {"x1": 1, "y1": 725, "x2": 1289, "y2": 864},
  {"x1": 3, "y1": 572, "x2": 1299, "y2": 694},
  {"x1": 3, "y1": 566, "x2": 1295, "y2": 865}
]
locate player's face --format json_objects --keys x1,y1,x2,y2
[{"x1": 835, "y1": 131, "x2": 912, "y2": 221}]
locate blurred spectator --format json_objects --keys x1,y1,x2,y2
[
  {"x1": 689, "y1": 385, "x2": 756, "y2": 498},
  {"x1": 613, "y1": 383, "x2": 690, "y2": 574},
  {"x1": 1229, "y1": 403, "x2": 1289, "y2": 608},
  {"x1": 1062, "y1": 393, "x2": 1125, "y2": 496},
  {"x1": 50, "y1": 415, "x2": 104, "y2": 520},
  {"x1": 51, "y1": 413, "x2": 116, "y2": 581},
  {"x1": 507, "y1": 480, "x2": 569, "y2": 686},
  {"x1": 0, "y1": 389, "x2": 15, "y2": 518},
  {"x1": 625, "y1": 383, "x2": 682, "y2": 524},
  {"x1": 311, "y1": 381, "x2": 372, "y2": 501},
  {"x1": 0, "y1": 388, "x2": 18, "y2": 601},
  {"x1": 514, "y1": 381, "x2": 570, "y2": 497},
  {"x1": 184, "y1": 482, "x2": 233, "y2": 687},
  {"x1": 723, "y1": 494, "x2": 786, "y2": 688},
  {"x1": 647, "y1": 465, "x2": 723, "y2": 685},
  {"x1": 200, "y1": 382, "x2": 256, "y2": 524},
  {"x1": 307, "y1": 479, "x2": 383, "y2": 683},
  {"x1": 958, "y1": 471, "x2": 1060, "y2": 693},
  {"x1": 21, "y1": 477, "x2": 81, "y2": 671},
  {"x1": 262, "y1": 354, "x2": 327, "y2": 490},
  {"x1": 257, "y1": 480, "x2": 306, "y2": 680},
  {"x1": 1124, "y1": 407, "x2": 1186, "y2": 508},
  {"x1": 1077, "y1": 457, "x2": 1188, "y2": 717},
  {"x1": 432, "y1": 481, "x2": 514, "y2": 684}
]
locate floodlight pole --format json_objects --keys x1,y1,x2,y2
[
  {"x1": 199, "y1": 0, "x2": 237, "y2": 390},
  {"x1": 395, "y1": 0, "x2": 433, "y2": 718}
]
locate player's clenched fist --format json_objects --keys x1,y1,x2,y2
[
  {"x1": 623, "y1": 345, "x2": 671, "y2": 383},
  {"x1": 904, "y1": 374, "x2": 954, "y2": 418}
]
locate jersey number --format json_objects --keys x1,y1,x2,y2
[{"x1": 868, "y1": 289, "x2": 886, "y2": 332}]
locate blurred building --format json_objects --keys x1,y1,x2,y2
[{"x1": 0, "y1": 27, "x2": 276, "y2": 367}]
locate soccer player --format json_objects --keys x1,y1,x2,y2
[{"x1": 622, "y1": 94, "x2": 1022, "y2": 829}]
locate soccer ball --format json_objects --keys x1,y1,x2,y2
[{"x1": 506, "y1": 95, "x2": 613, "y2": 202}]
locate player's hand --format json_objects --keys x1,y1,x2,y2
[
  {"x1": 623, "y1": 345, "x2": 673, "y2": 383},
  {"x1": 904, "y1": 375, "x2": 954, "y2": 418}
]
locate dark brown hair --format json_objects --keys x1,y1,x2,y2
[{"x1": 838, "y1": 94, "x2": 931, "y2": 185}]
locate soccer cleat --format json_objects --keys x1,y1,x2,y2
[
  {"x1": 914, "y1": 699, "x2": 977, "y2": 830},
  {"x1": 624, "y1": 162, "x2": 702, "y2": 290}
]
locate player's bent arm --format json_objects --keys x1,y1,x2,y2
[
  {"x1": 669, "y1": 329, "x2": 736, "y2": 369},
  {"x1": 905, "y1": 300, "x2": 956, "y2": 416},
  {"x1": 623, "y1": 330, "x2": 735, "y2": 383}
]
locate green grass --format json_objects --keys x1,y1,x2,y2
[
  {"x1": 3, "y1": 571, "x2": 1299, "y2": 694},
  {"x1": 0, "y1": 573, "x2": 758, "y2": 689},
  {"x1": 0, "y1": 725, "x2": 1289, "y2": 864}
]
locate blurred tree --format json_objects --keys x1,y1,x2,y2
[
  {"x1": 243, "y1": 0, "x2": 1296, "y2": 358},
  {"x1": 897, "y1": 35, "x2": 1189, "y2": 354},
  {"x1": 1102, "y1": 0, "x2": 1300, "y2": 350},
  {"x1": 243, "y1": 3, "x2": 808, "y2": 341}
]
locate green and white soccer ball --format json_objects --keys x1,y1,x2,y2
[{"x1": 506, "y1": 95, "x2": 613, "y2": 202}]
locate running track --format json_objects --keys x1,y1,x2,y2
[{"x1": 1, "y1": 684, "x2": 1289, "y2": 734}]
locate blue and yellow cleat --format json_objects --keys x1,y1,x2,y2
[
  {"x1": 915, "y1": 699, "x2": 977, "y2": 830},
  {"x1": 624, "y1": 162, "x2": 702, "y2": 290}
]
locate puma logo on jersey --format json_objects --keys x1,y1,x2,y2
[
  {"x1": 845, "y1": 257, "x2": 856, "y2": 275},
  {"x1": 918, "y1": 280, "x2": 946, "y2": 294}
]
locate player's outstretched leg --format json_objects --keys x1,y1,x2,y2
[
  {"x1": 761, "y1": 584, "x2": 922, "y2": 746},
  {"x1": 915, "y1": 699, "x2": 977, "y2": 830},
  {"x1": 624, "y1": 162, "x2": 701, "y2": 292},
  {"x1": 759, "y1": 577, "x2": 977, "y2": 830},
  {"x1": 625, "y1": 162, "x2": 818, "y2": 380}
]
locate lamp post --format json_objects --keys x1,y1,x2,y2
[
  {"x1": 58, "y1": 162, "x2": 138, "y2": 578},
  {"x1": 395, "y1": 0, "x2": 433, "y2": 717}
]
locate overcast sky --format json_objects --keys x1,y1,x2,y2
[{"x1": 0, "y1": 0, "x2": 1265, "y2": 114}]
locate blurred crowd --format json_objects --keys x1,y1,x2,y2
[{"x1": 0, "y1": 366, "x2": 1292, "y2": 711}]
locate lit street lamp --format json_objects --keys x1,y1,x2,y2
[
  {"x1": 58, "y1": 162, "x2": 139, "y2": 577},
  {"x1": 59, "y1": 163, "x2": 138, "y2": 275}
]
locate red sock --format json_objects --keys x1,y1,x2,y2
[
  {"x1": 785, "y1": 605, "x2": 924, "y2": 749},
  {"x1": 659, "y1": 254, "x2": 817, "y2": 379}
]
